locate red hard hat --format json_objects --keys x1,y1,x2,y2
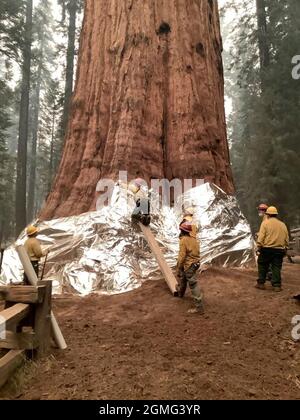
[
  {"x1": 258, "y1": 203, "x2": 268, "y2": 211},
  {"x1": 180, "y1": 222, "x2": 193, "y2": 233}
]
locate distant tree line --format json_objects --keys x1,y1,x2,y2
[
  {"x1": 221, "y1": 0, "x2": 300, "y2": 232},
  {"x1": 0, "y1": 0, "x2": 83, "y2": 240}
]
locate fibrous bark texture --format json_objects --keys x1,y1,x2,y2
[{"x1": 41, "y1": 0, "x2": 234, "y2": 220}]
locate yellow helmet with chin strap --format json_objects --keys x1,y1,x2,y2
[
  {"x1": 26, "y1": 225, "x2": 38, "y2": 236},
  {"x1": 128, "y1": 183, "x2": 139, "y2": 194},
  {"x1": 128, "y1": 178, "x2": 146, "y2": 194},
  {"x1": 266, "y1": 206, "x2": 278, "y2": 216}
]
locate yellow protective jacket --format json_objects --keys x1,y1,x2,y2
[
  {"x1": 255, "y1": 214, "x2": 269, "y2": 239},
  {"x1": 24, "y1": 237, "x2": 43, "y2": 261},
  {"x1": 177, "y1": 235, "x2": 200, "y2": 271},
  {"x1": 257, "y1": 217, "x2": 289, "y2": 250}
]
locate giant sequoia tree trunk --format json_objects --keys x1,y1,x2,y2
[{"x1": 40, "y1": 0, "x2": 234, "y2": 220}]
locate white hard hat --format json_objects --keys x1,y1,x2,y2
[{"x1": 184, "y1": 207, "x2": 195, "y2": 216}]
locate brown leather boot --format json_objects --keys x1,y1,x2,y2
[
  {"x1": 255, "y1": 283, "x2": 265, "y2": 290},
  {"x1": 188, "y1": 303, "x2": 205, "y2": 315}
]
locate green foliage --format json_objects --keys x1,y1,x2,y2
[
  {"x1": 0, "y1": 0, "x2": 26, "y2": 238},
  {"x1": 222, "y1": 0, "x2": 300, "y2": 230},
  {"x1": 0, "y1": 0, "x2": 25, "y2": 61},
  {"x1": 0, "y1": 80, "x2": 15, "y2": 237},
  {"x1": 35, "y1": 78, "x2": 64, "y2": 211}
]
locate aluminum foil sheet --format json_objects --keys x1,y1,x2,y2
[{"x1": 0, "y1": 183, "x2": 255, "y2": 295}]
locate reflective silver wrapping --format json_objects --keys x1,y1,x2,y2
[{"x1": 0, "y1": 183, "x2": 255, "y2": 295}]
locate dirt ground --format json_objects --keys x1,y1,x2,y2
[{"x1": 1, "y1": 263, "x2": 300, "y2": 400}]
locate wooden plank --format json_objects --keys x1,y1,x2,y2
[
  {"x1": 0, "y1": 285, "x2": 42, "y2": 304},
  {"x1": 139, "y1": 223, "x2": 178, "y2": 295},
  {"x1": 0, "y1": 331, "x2": 38, "y2": 350},
  {"x1": 34, "y1": 280, "x2": 52, "y2": 357},
  {"x1": 0, "y1": 304, "x2": 30, "y2": 331},
  {"x1": 0, "y1": 350, "x2": 25, "y2": 389}
]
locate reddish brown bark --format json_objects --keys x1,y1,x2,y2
[{"x1": 40, "y1": 0, "x2": 234, "y2": 220}]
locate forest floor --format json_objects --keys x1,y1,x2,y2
[{"x1": 1, "y1": 263, "x2": 300, "y2": 400}]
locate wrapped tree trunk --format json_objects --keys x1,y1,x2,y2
[{"x1": 41, "y1": 0, "x2": 234, "y2": 220}]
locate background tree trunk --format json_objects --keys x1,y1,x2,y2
[
  {"x1": 15, "y1": 0, "x2": 33, "y2": 235},
  {"x1": 61, "y1": 0, "x2": 78, "y2": 139},
  {"x1": 49, "y1": 106, "x2": 56, "y2": 190},
  {"x1": 256, "y1": 0, "x2": 270, "y2": 87},
  {"x1": 40, "y1": 0, "x2": 234, "y2": 220},
  {"x1": 27, "y1": 59, "x2": 42, "y2": 223}
]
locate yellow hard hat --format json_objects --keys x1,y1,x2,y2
[
  {"x1": 26, "y1": 225, "x2": 38, "y2": 236},
  {"x1": 128, "y1": 183, "x2": 139, "y2": 194},
  {"x1": 266, "y1": 206, "x2": 278, "y2": 215}
]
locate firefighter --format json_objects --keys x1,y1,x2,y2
[
  {"x1": 257, "y1": 203, "x2": 272, "y2": 281},
  {"x1": 176, "y1": 221, "x2": 204, "y2": 314},
  {"x1": 257, "y1": 203, "x2": 269, "y2": 221},
  {"x1": 256, "y1": 206, "x2": 289, "y2": 292},
  {"x1": 129, "y1": 178, "x2": 151, "y2": 226},
  {"x1": 24, "y1": 225, "x2": 48, "y2": 285}
]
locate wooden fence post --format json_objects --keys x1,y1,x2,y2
[{"x1": 34, "y1": 280, "x2": 52, "y2": 357}]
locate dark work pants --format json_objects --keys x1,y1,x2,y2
[
  {"x1": 132, "y1": 198, "x2": 151, "y2": 226},
  {"x1": 177, "y1": 264, "x2": 202, "y2": 308},
  {"x1": 258, "y1": 248, "x2": 285, "y2": 287},
  {"x1": 24, "y1": 261, "x2": 39, "y2": 285}
]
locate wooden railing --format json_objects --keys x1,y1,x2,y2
[{"x1": 0, "y1": 281, "x2": 52, "y2": 389}]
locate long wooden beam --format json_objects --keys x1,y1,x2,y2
[
  {"x1": 139, "y1": 223, "x2": 178, "y2": 295},
  {"x1": 0, "y1": 303, "x2": 30, "y2": 331},
  {"x1": 0, "y1": 331, "x2": 38, "y2": 350},
  {"x1": 0, "y1": 350, "x2": 25, "y2": 388},
  {"x1": 0, "y1": 285, "x2": 44, "y2": 304}
]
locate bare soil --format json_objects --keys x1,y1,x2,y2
[{"x1": 1, "y1": 264, "x2": 300, "y2": 400}]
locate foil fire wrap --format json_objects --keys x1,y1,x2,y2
[{"x1": 0, "y1": 183, "x2": 255, "y2": 295}]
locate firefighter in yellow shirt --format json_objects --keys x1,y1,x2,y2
[
  {"x1": 176, "y1": 221, "x2": 204, "y2": 314},
  {"x1": 257, "y1": 203, "x2": 272, "y2": 281},
  {"x1": 24, "y1": 225, "x2": 48, "y2": 284},
  {"x1": 256, "y1": 207, "x2": 289, "y2": 292},
  {"x1": 257, "y1": 203, "x2": 269, "y2": 222}
]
